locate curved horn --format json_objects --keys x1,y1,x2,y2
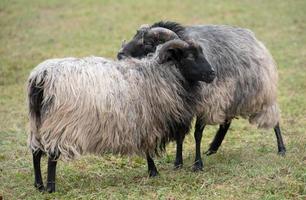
[
  {"x1": 147, "y1": 27, "x2": 179, "y2": 41},
  {"x1": 158, "y1": 39, "x2": 189, "y2": 63}
]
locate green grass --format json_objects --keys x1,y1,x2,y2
[{"x1": 1, "y1": 0, "x2": 306, "y2": 199}]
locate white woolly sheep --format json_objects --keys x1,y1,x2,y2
[{"x1": 27, "y1": 39, "x2": 216, "y2": 193}]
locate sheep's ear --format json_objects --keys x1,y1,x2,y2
[
  {"x1": 158, "y1": 49, "x2": 181, "y2": 64},
  {"x1": 138, "y1": 24, "x2": 150, "y2": 31},
  {"x1": 158, "y1": 49, "x2": 173, "y2": 64},
  {"x1": 121, "y1": 40, "x2": 127, "y2": 48},
  {"x1": 157, "y1": 40, "x2": 188, "y2": 64}
]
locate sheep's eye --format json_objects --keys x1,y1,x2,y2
[
  {"x1": 144, "y1": 40, "x2": 154, "y2": 47},
  {"x1": 186, "y1": 54, "x2": 195, "y2": 60}
]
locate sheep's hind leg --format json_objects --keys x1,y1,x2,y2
[
  {"x1": 192, "y1": 117, "x2": 205, "y2": 171},
  {"x1": 274, "y1": 123, "x2": 286, "y2": 156},
  {"x1": 46, "y1": 152, "x2": 60, "y2": 193},
  {"x1": 146, "y1": 154, "x2": 158, "y2": 177},
  {"x1": 205, "y1": 120, "x2": 231, "y2": 156},
  {"x1": 32, "y1": 149, "x2": 45, "y2": 192}
]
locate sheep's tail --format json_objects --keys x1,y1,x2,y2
[
  {"x1": 249, "y1": 103, "x2": 280, "y2": 129},
  {"x1": 27, "y1": 75, "x2": 45, "y2": 152}
]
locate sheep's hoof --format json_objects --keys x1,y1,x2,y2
[
  {"x1": 278, "y1": 149, "x2": 286, "y2": 156},
  {"x1": 149, "y1": 170, "x2": 159, "y2": 177},
  {"x1": 192, "y1": 161, "x2": 203, "y2": 172},
  {"x1": 205, "y1": 149, "x2": 217, "y2": 156},
  {"x1": 34, "y1": 182, "x2": 45, "y2": 192},
  {"x1": 46, "y1": 182, "x2": 56, "y2": 193}
]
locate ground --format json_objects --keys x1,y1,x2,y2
[{"x1": 0, "y1": 0, "x2": 305, "y2": 199}]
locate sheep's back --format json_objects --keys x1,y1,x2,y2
[{"x1": 187, "y1": 25, "x2": 279, "y2": 126}]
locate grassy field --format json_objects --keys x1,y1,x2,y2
[{"x1": 0, "y1": 0, "x2": 306, "y2": 199}]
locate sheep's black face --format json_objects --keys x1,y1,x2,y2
[
  {"x1": 117, "y1": 30, "x2": 158, "y2": 60},
  {"x1": 117, "y1": 26, "x2": 179, "y2": 60},
  {"x1": 158, "y1": 40, "x2": 216, "y2": 83},
  {"x1": 178, "y1": 46, "x2": 216, "y2": 83}
]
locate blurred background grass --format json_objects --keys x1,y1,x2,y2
[{"x1": 0, "y1": 0, "x2": 305, "y2": 199}]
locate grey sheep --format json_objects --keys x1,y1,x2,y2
[{"x1": 117, "y1": 21, "x2": 286, "y2": 171}]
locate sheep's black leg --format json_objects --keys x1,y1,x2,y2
[
  {"x1": 174, "y1": 134, "x2": 184, "y2": 169},
  {"x1": 205, "y1": 120, "x2": 231, "y2": 156},
  {"x1": 193, "y1": 117, "x2": 205, "y2": 171},
  {"x1": 274, "y1": 123, "x2": 286, "y2": 156},
  {"x1": 32, "y1": 149, "x2": 45, "y2": 192},
  {"x1": 46, "y1": 153, "x2": 59, "y2": 193},
  {"x1": 146, "y1": 154, "x2": 158, "y2": 177}
]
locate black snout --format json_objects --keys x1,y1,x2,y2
[
  {"x1": 203, "y1": 70, "x2": 216, "y2": 83},
  {"x1": 117, "y1": 51, "x2": 127, "y2": 60}
]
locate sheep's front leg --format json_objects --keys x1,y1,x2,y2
[
  {"x1": 146, "y1": 154, "x2": 158, "y2": 177},
  {"x1": 46, "y1": 153, "x2": 60, "y2": 193},
  {"x1": 193, "y1": 117, "x2": 205, "y2": 171},
  {"x1": 174, "y1": 134, "x2": 184, "y2": 169},
  {"x1": 274, "y1": 123, "x2": 286, "y2": 156},
  {"x1": 205, "y1": 120, "x2": 231, "y2": 156},
  {"x1": 32, "y1": 149, "x2": 45, "y2": 192}
]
